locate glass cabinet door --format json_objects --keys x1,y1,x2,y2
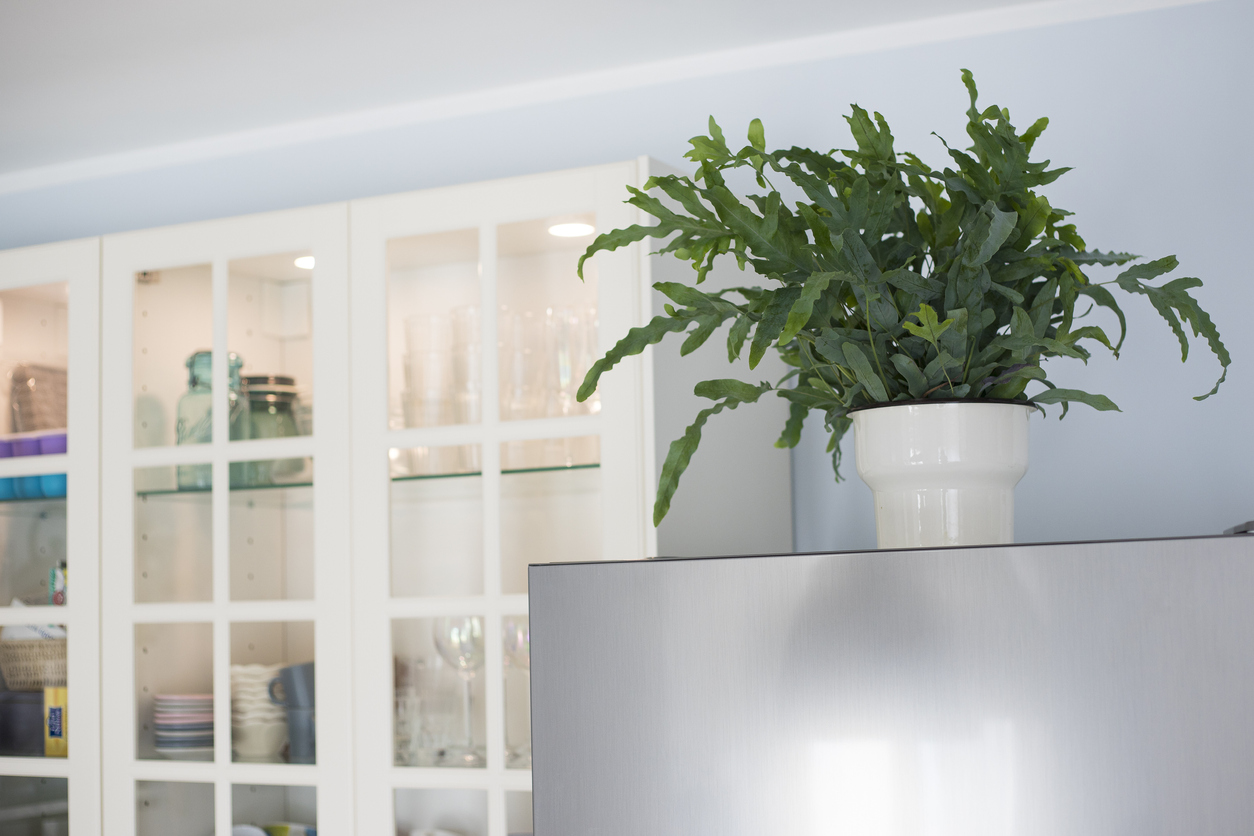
[
  {"x1": 101, "y1": 207, "x2": 352, "y2": 836},
  {"x1": 0, "y1": 240, "x2": 100, "y2": 835},
  {"x1": 350, "y1": 161, "x2": 654, "y2": 836}
]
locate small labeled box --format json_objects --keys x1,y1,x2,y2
[{"x1": 44, "y1": 686, "x2": 67, "y2": 757}]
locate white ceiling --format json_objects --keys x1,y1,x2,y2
[{"x1": 0, "y1": 0, "x2": 1050, "y2": 176}]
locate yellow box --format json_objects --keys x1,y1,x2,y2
[{"x1": 44, "y1": 687, "x2": 67, "y2": 757}]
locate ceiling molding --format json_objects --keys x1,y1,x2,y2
[{"x1": 0, "y1": 0, "x2": 1212, "y2": 196}]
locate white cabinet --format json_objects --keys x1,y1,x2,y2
[
  {"x1": 0, "y1": 159, "x2": 791, "y2": 835},
  {"x1": 100, "y1": 206, "x2": 354, "y2": 835},
  {"x1": 349, "y1": 160, "x2": 658, "y2": 836},
  {"x1": 0, "y1": 239, "x2": 100, "y2": 834}
]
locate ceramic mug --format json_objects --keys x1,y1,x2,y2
[
  {"x1": 268, "y1": 662, "x2": 315, "y2": 708},
  {"x1": 286, "y1": 706, "x2": 315, "y2": 764}
]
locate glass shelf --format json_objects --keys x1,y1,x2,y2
[
  {"x1": 135, "y1": 462, "x2": 601, "y2": 497},
  {"x1": 393, "y1": 462, "x2": 600, "y2": 483},
  {"x1": 0, "y1": 490, "x2": 66, "y2": 507}
]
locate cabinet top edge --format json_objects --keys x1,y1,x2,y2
[{"x1": 529, "y1": 532, "x2": 1254, "y2": 571}]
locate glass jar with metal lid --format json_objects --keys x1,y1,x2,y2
[{"x1": 242, "y1": 374, "x2": 305, "y2": 486}]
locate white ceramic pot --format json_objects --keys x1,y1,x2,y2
[{"x1": 851, "y1": 401, "x2": 1034, "y2": 549}]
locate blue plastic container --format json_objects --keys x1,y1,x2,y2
[
  {"x1": 15, "y1": 476, "x2": 43, "y2": 499},
  {"x1": 40, "y1": 474, "x2": 67, "y2": 498}
]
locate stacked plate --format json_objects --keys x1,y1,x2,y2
[
  {"x1": 232, "y1": 664, "x2": 287, "y2": 762},
  {"x1": 153, "y1": 694, "x2": 213, "y2": 760}
]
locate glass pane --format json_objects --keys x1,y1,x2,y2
[
  {"x1": 0, "y1": 282, "x2": 69, "y2": 437},
  {"x1": 229, "y1": 251, "x2": 314, "y2": 439},
  {"x1": 231, "y1": 621, "x2": 314, "y2": 764},
  {"x1": 500, "y1": 437, "x2": 601, "y2": 594},
  {"x1": 136, "y1": 781, "x2": 213, "y2": 836},
  {"x1": 230, "y1": 458, "x2": 313, "y2": 601},
  {"x1": 394, "y1": 788, "x2": 487, "y2": 836},
  {"x1": 506, "y1": 791, "x2": 534, "y2": 836},
  {"x1": 0, "y1": 622, "x2": 67, "y2": 758},
  {"x1": 0, "y1": 776, "x2": 68, "y2": 833},
  {"x1": 0, "y1": 497, "x2": 66, "y2": 606},
  {"x1": 390, "y1": 445, "x2": 481, "y2": 598},
  {"x1": 135, "y1": 466, "x2": 212, "y2": 604},
  {"x1": 498, "y1": 216, "x2": 599, "y2": 421},
  {"x1": 135, "y1": 622, "x2": 213, "y2": 761},
  {"x1": 387, "y1": 229, "x2": 481, "y2": 430},
  {"x1": 503, "y1": 615, "x2": 530, "y2": 769},
  {"x1": 133, "y1": 264, "x2": 213, "y2": 449},
  {"x1": 232, "y1": 784, "x2": 316, "y2": 831},
  {"x1": 393, "y1": 617, "x2": 485, "y2": 768}
]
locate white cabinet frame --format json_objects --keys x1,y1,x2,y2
[
  {"x1": 349, "y1": 160, "x2": 657, "y2": 835},
  {"x1": 100, "y1": 206, "x2": 353, "y2": 836},
  {"x1": 0, "y1": 238, "x2": 100, "y2": 832}
]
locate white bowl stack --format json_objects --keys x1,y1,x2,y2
[{"x1": 231, "y1": 663, "x2": 288, "y2": 762}]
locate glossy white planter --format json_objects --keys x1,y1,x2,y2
[{"x1": 851, "y1": 401, "x2": 1034, "y2": 549}]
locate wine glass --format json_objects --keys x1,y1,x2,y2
[
  {"x1": 502, "y1": 616, "x2": 531, "y2": 768},
  {"x1": 432, "y1": 616, "x2": 485, "y2": 767}
]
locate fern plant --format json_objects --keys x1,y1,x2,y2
[{"x1": 577, "y1": 70, "x2": 1229, "y2": 525}]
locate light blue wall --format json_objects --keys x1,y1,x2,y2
[{"x1": 2, "y1": 0, "x2": 1249, "y2": 549}]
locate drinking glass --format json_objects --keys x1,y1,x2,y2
[
  {"x1": 403, "y1": 314, "x2": 451, "y2": 429},
  {"x1": 503, "y1": 616, "x2": 531, "y2": 768},
  {"x1": 450, "y1": 306, "x2": 482, "y2": 471},
  {"x1": 432, "y1": 616, "x2": 485, "y2": 767}
]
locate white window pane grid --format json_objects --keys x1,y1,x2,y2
[
  {"x1": 105, "y1": 216, "x2": 350, "y2": 836},
  {"x1": 384, "y1": 219, "x2": 600, "y2": 835}
]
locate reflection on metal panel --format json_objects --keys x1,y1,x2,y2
[{"x1": 530, "y1": 536, "x2": 1254, "y2": 836}]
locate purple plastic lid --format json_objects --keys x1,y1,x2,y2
[
  {"x1": 12, "y1": 438, "x2": 41, "y2": 457},
  {"x1": 0, "y1": 441, "x2": 11, "y2": 458},
  {"x1": 39, "y1": 433, "x2": 67, "y2": 455}
]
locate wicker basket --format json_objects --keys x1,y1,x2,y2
[{"x1": 0, "y1": 638, "x2": 67, "y2": 691}]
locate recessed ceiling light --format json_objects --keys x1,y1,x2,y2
[
  {"x1": 547, "y1": 223, "x2": 595, "y2": 238},
  {"x1": 294, "y1": 256, "x2": 315, "y2": 269}
]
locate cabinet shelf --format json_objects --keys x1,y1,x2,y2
[
  {"x1": 135, "y1": 462, "x2": 601, "y2": 496},
  {"x1": 393, "y1": 462, "x2": 599, "y2": 484},
  {"x1": 136, "y1": 481, "x2": 313, "y2": 497},
  {"x1": 0, "y1": 493, "x2": 65, "y2": 510}
]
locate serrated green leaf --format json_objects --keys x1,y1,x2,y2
[
  {"x1": 654, "y1": 380, "x2": 771, "y2": 524},
  {"x1": 1030, "y1": 387, "x2": 1120, "y2": 412},
  {"x1": 681, "y1": 314, "x2": 723, "y2": 356},
  {"x1": 779, "y1": 272, "x2": 838, "y2": 344},
  {"x1": 727, "y1": 313, "x2": 753, "y2": 362},
  {"x1": 1113, "y1": 257, "x2": 1230, "y2": 397},
  {"x1": 747, "y1": 118, "x2": 765, "y2": 152},
  {"x1": 1115, "y1": 255, "x2": 1178, "y2": 284},
  {"x1": 841, "y1": 342, "x2": 889, "y2": 402},
  {"x1": 1077, "y1": 284, "x2": 1127, "y2": 354},
  {"x1": 1021, "y1": 116, "x2": 1049, "y2": 152},
  {"x1": 748, "y1": 287, "x2": 800, "y2": 369},
  {"x1": 577, "y1": 315, "x2": 690, "y2": 401},
  {"x1": 979, "y1": 363, "x2": 1045, "y2": 395},
  {"x1": 890, "y1": 353, "x2": 929, "y2": 398},
  {"x1": 775, "y1": 399, "x2": 808, "y2": 448},
  {"x1": 883, "y1": 268, "x2": 944, "y2": 298},
  {"x1": 901, "y1": 303, "x2": 953, "y2": 350}
]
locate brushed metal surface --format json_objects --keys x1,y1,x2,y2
[{"x1": 529, "y1": 536, "x2": 1254, "y2": 836}]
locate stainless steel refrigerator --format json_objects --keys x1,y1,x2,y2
[{"x1": 529, "y1": 534, "x2": 1254, "y2": 836}]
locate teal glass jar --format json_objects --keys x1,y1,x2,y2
[{"x1": 176, "y1": 351, "x2": 248, "y2": 490}]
